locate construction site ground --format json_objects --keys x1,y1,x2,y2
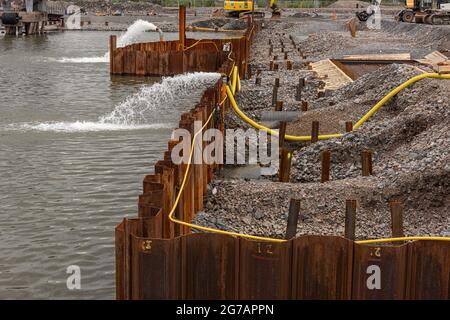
[{"x1": 192, "y1": 10, "x2": 450, "y2": 241}]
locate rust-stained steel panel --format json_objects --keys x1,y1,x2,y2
[
  {"x1": 239, "y1": 239, "x2": 291, "y2": 299},
  {"x1": 123, "y1": 49, "x2": 136, "y2": 75},
  {"x1": 115, "y1": 220, "x2": 125, "y2": 300},
  {"x1": 131, "y1": 235, "x2": 182, "y2": 300},
  {"x1": 406, "y1": 241, "x2": 450, "y2": 299},
  {"x1": 113, "y1": 49, "x2": 123, "y2": 75},
  {"x1": 146, "y1": 51, "x2": 159, "y2": 76},
  {"x1": 352, "y1": 243, "x2": 408, "y2": 299},
  {"x1": 292, "y1": 236, "x2": 353, "y2": 299},
  {"x1": 182, "y1": 233, "x2": 239, "y2": 299},
  {"x1": 169, "y1": 51, "x2": 184, "y2": 75},
  {"x1": 184, "y1": 50, "x2": 197, "y2": 73},
  {"x1": 135, "y1": 51, "x2": 146, "y2": 76},
  {"x1": 159, "y1": 52, "x2": 170, "y2": 75},
  {"x1": 139, "y1": 187, "x2": 163, "y2": 211}
]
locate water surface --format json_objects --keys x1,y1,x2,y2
[{"x1": 0, "y1": 30, "x2": 218, "y2": 299}]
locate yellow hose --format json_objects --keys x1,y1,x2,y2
[
  {"x1": 167, "y1": 105, "x2": 287, "y2": 243},
  {"x1": 188, "y1": 26, "x2": 246, "y2": 33},
  {"x1": 226, "y1": 85, "x2": 343, "y2": 141},
  {"x1": 354, "y1": 73, "x2": 450, "y2": 129},
  {"x1": 355, "y1": 236, "x2": 450, "y2": 244},
  {"x1": 227, "y1": 72, "x2": 450, "y2": 141}
]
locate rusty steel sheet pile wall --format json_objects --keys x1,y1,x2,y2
[
  {"x1": 109, "y1": 17, "x2": 258, "y2": 78},
  {"x1": 116, "y1": 229, "x2": 449, "y2": 299},
  {"x1": 113, "y1": 12, "x2": 449, "y2": 300}
]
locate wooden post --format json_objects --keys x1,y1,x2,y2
[
  {"x1": 389, "y1": 199, "x2": 405, "y2": 238},
  {"x1": 311, "y1": 121, "x2": 319, "y2": 143},
  {"x1": 345, "y1": 121, "x2": 353, "y2": 132},
  {"x1": 345, "y1": 200, "x2": 357, "y2": 240},
  {"x1": 296, "y1": 78, "x2": 304, "y2": 101},
  {"x1": 287, "y1": 60, "x2": 292, "y2": 70},
  {"x1": 321, "y1": 150, "x2": 331, "y2": 183},
  {"x1": 272, "y1": 85, "x2": 278, "y2": 108},
  {"x1": 109, "y1": 35, "x2": 117, "y2": 74},
  {"x1": 348, "y1": 17, "x2": 357, "y2": 38},
  {"x1": 274, "y1": 63, "x2": 279, "y2": 71},
  {"x1": 275, "y1": 101, "x2": 283, "y2": 111},
  {"x1": 279, "y1": 148, "x2": 292, "y2": 182},
  {"x1": 274, "y1": 77, "x2": 280, "y2": 88},
  {"x1": 361, "y1": 150, "x2": 373, "y2": 176},
  {"x1": 255, "y1": 77, "x2": 261, "y2": 86},
  {"x1": 285, "y1": 199, "x2": 301, "y2": 239},
  {"x1": 179, "y1": 5, "x2": 186, "y2": 50},
  {"x1": 301, "y1": 100, "x2": 308, "y2": 112},
  {"x1": 279, "y1": 121, "x2": 287, "y2": 148}
]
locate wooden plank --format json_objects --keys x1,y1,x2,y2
[
  {"x1": 292, "y1": 236, "x2": 353, "y2": 299},
  {"x1": 342, "y1": 53, "x2": 411, "y2": 61},
  {"x1": 239, "y1": 239, "x2": 291, "y2": 299},
  {"x1": 352, "y1": 243, "x2": 408, "y2": 299},
  {"x1": 423, "y1": 51, "x2": 448, "y2": 64},
  {"x1": 311, "y1": 59, "x2": 353, "y2": 90}
]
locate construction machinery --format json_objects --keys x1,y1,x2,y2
[
  {"x1": 223, "y1": 0, "x2": 281, "y2": 18},
  {"x1": 356, "y1": 0, "x2": 381, "y2": 21},
  {"x1": 396, "y1": 0, "x2": 450, "y2": 24}
]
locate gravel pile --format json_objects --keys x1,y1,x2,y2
[
  {"x1": 194, "y1": 63, "x2": 450, "y2": 240},
  {"x1": 191, "y1": 17, "x2": 450, "y2": 241},
  {"x1": 290, "y1": 65, "x2": 449, "y2": 183},
  {"x1": 286, "y1": 64, "x2": 422, "y2": 135}
]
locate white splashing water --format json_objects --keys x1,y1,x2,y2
[
  {"x1": 18, "y1": 122, "x2": 167, "y2": 133},
  {"x1": 99, "y1": 72, "x2": 221, "y2": 126},
  {"x1": 8, "y1": 72, "x2": 221, "y2": 133},
  {"x1": 57, "y1": 20, "x2": 162, "y2": 64}
]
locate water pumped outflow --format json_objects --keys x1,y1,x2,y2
[
  {"x1": 58, "y1": 20, "x2": 163, "y2": 64},
  {"x1": 8, "y1": 72, "x2": 221, "y2": 133}
]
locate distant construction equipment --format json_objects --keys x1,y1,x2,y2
[
  {"x1": 396, "y1": 0, "x2": 450, "y2": 24},
  {"x1": 0, "y1": 0, "x2": 65, "y2": 35}
]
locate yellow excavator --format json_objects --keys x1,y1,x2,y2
[
  {"x1": 223, "y1": 0, "x2": 281, "y2": 18},
  {"x1": 397, "y1": 0, "x2": 450, "y2": 24},
  {"x1": 356, "y1": 0, "x2": 450, "y2": 24}
]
